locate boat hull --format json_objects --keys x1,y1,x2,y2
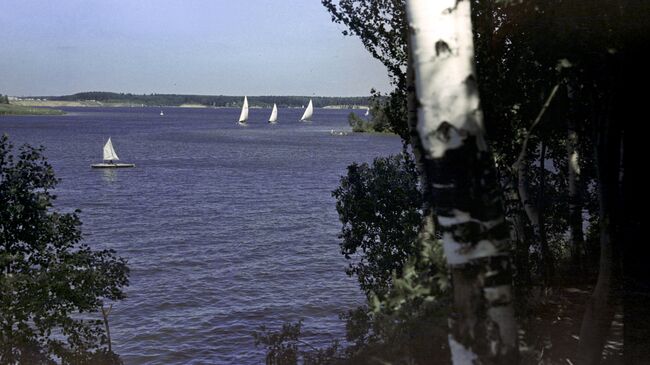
[
  {"x1": 329, "y1": 130, "x2": 349, "y2": 136},
  {"x1": 91, "y1": 163, "x2": 135, "y2": 168}
]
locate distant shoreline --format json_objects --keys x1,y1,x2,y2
[
  {"x1": 0, "y1": 103, "x2": 65, "y2": 116},
  {"x1": 9, "y1": 92, "x2": 372, "y2": 109},
  {"x1": 12, "y1": 100, "x2": 370, "y2": 109}
]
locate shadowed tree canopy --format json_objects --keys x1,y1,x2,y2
[
  {"x1": 0, "y1": 135, "x2": 129, "y2": 364},
  {"x1": 258, "y1": 0, "x2": 646, "y2": 363},
  {"x1": 322, "y1": 0, "x2": 411, "y2": 141},
  {"x1": 332, "y1": 154, "x2": 423, "y2": 298}
]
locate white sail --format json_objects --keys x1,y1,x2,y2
[
  {"x1": 238, "y1": 96, "x2": 249, "y2": 123},
  {"x1": 103, "y1": 137, "x2": 119, "y2": 161},
  {"x1": 269, "y1": 103, "x2": 278, "y2": 123},
  {"x1": 365, "y1": 107, "x2": 369, "y2": 116},
  {"x1": 300, "y1": 99, "x2": 313, "y2": 121}
]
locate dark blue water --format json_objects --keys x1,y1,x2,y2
[{"x1": 0, "y1": 107, "x2": 401, "y2": 364}]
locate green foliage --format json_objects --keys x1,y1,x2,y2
[
  {"x1": 255, "y1": 300, "x2": 450, "y2": 365},
  {"x1": 325, "y1": 0, "x2": 609, "y2": 286},
  {"x1": 0, "y1": 94, "x2": 9, "y2": 104},
  {"x1": 253, "y1": 320, "x2": 342, "y2": 365},
  {"x1": 343, "y1": 302, "x2": 450, "y2": 365},
  {"x1": 322, "y1": 1, "x2": 410, "y2": 142},
  {"x1": 470, "y1": 0, "x2": 613, "y2": 281},
  {"x1": 253, "y1": 321, "x2": 302, "y2": 365},
  {"x1": 370, "y1": 88, "x2": 409, "y2": 139},
  {"x1": 329, "y1": 153, "x2": 451, "y2": 364},
  {"x1": 371, "y1": 220, "x2": 448, "y2": 314},
  {"x1": 347, "y1": 92, "x2": 396, "y2": 134},
  {"x1": 332, "y1": 154, "x2": 423, "y2": 299},
  {"x1": 0, "y1": 135, "x2": 129, "y2": 364},
  {"x1": 341, "y1": 216, "x2": 450, "y2": 364},
  {"x1": 347, "y1": 113, "x2": 374, "y2": 133}
]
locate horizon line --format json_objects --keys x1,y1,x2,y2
[{"x1": 10, "y1": 91, "x2": 375, "y2": 98}]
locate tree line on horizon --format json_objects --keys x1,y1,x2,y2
[{"x1": 43, "y1": 92, "x2": 372, "y2": 108}]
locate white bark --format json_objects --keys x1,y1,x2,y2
[
  {"x1": 407, "y1": 0, "x2": 486, "y2": 159},
  {"x1": 406, "y1": 0, "x2": 518, "y2": 363}
]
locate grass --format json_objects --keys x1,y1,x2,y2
[{"x1": 0, "y1": 103, "x2": 65, "y2": 116}]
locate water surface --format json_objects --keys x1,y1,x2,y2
[{"x1": 0, "y1": 107, "x2": 401, "y2": 364}]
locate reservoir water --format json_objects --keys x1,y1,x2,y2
[{"x1": 0, "y1": 107, "x2": 402, "y2": 364}]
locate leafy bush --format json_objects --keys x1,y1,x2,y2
[
  {"x1": 332, "y1": 154, "x2": 423, "y2": 299},
  {"x1": 0, "y1": 135, "x2": 129, "y2": 364}
]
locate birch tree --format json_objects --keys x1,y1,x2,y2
[{"x1": 405, "y1": 1, "x2": 518, "y2": 363}]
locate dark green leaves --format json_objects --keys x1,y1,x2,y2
[
  {"x1": 332, "y1": 154, "x2": 422, "y2": 298},
  {"x1": 0, "y1": 134, "x2": 129, "y2": 364}
]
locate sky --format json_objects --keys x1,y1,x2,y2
[{"x1": 0, "y1": 0, "x2": 392, "y2": 97}]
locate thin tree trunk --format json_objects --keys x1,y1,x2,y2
[
  {"x1": 503, "y1": 170, "x2": 532, "y2": 303},
  {"x1": 517, "y1": 145, "x2": 547, "y2": 285},
  {"x1": 101, "y1": 305, "x2": 113, "y2": 353},
  {"x1": 512, "y1": 85, "x2": 559, "y2": 285},
  {"x1": 537, "y1": 142, "x2": 554, "y2": 281},
  {"x1": 577, "y1": 119, "x2": 621, "y2": 365},
  {"x1": 567, "y1": 106, "x2": 585, "y2": 275},
  {"x1": 405, "y1": 1, "x2": 518, "y2": 363}
]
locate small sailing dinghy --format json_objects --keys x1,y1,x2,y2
[
  {"x1": 238, "y1": 96, "x2": 249, "y2": 125},
  {"x1": 268, "y1": 103, "x2": 278, "y2": 124},
  {"x1": 91, "y1": 137, "x2": 135, "y2": 168},
  {"x1": 160, "y1": 110, "x2": 164, "y2": 116},
  {"x1": 300, "y1": 99, "x2": 313, "y2": 122},
  {"x1": 364, "y1": 107, "x2": 369, "y2": 116}
]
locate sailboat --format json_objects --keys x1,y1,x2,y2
[
  {"x1": 365, "y1": 107, "x2": 370, "y2": 116},
  {"x1": 238, "y1": 96, "x2": 249, "y2": 125},
  {"x1": 91, "y1": 137, "x2": 135, "y2": 168},
  {"x1": 300, "y1": 99, "x2": 313, "y2": 122},
  {"x1": 160, "y1": 110, "x2": 164, "y2": 116},
  {"x1": 268, "y1": 103, "x2": 278, "y2": 124}
]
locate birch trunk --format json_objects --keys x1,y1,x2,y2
[
  {"x1": 405, "y1": 1, "x2": 518, "y2": 363},
  {"x1": 407, "y1": 37, "x2": 438, "y2": 244},
  {"x1": 406, "y1": 33, "x2": 433, "y2": 208}
]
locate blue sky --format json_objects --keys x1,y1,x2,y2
[{"x1": 0, "y1": 0, "x2": 392, "y2": 96}]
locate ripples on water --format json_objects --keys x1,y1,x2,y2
[{"x1": 0, "y1": 107, "x2": 401, "y2": 364}]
